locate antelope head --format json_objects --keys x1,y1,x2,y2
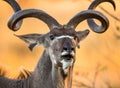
[{"x1": 4, "y1": 0, "x2": 115, "y2": 87}]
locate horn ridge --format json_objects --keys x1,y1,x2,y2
[
  {"x1": 87, "y1": 0, "x2": 116, "y2": 33},
  {"x1": 88, "y1": 0, "x2": 116, "y2": 10},
  {"x1": 4, "y1": 0, "x2": 21, "y2": 12},
  {"x1": 8, "y1": 9, "x2": 61, "y2": 31},
  {"x1": 4, "y1": 0, "x2": 60, "y2": 31},
  {"x1": 4, "y1": 0, "x2": 22, "y2": 31},
  {"x1": 67, "y1": 10, "x2": 109, "y2": 33}
]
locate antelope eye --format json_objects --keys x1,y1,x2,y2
[
  {"x1": 74, "y1": 36, "x2": 77, "y2": 40},
  {"x1": 49, "y1": 34, "x2": 55, "y2": 40}
]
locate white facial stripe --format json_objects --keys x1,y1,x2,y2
[
  {"x1": 61, "y1": 51, "x2": 75, "y2": 57},
  {"x1": 50, "y1": 35, "x2": 74, "y2": 45},
  {"x1": 56, "y1": 35, "x2": 73, "y2": 39},
  {"x1": 61, "y1": 51, "x2": 69, "y2": 56},
  {"x1": 71, "y1": 51, "x2": 75, "y2": 56}
]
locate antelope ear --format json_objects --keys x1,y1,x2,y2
[
  {"x1": 76, "y1": 29, "x2": 90, "y2": 48},
  {"x1": 14, "y1": 34, "x2": 44, "y2": 51}
]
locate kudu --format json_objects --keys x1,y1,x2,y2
[{"x1": 0, "y1": 0, "x2": 115, "y2": 88}]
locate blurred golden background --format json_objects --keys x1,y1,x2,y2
[{"x1": 0, "y1": 0, "x2": 120, "y2": 88}]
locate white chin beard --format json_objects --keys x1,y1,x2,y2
[{"x1": 60, "y1": 59, "x2": 73, "y2": 74}]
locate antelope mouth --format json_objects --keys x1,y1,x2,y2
[
  {"x1": 61, "y1": 51, "x2": 75, "y2": 61},
  {"x1": 61, "y1": 51, "x2": 74, "y2": 61},
  {"x1": 60, "y1": 54, "x2": 74, "y2": 74},
  {"x1": 61, "y1": 54, "x2": 73, "y2": 61}
]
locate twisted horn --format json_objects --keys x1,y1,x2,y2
[
  {"x1": 67, "y1": 10, "x2": 109, "y2": 33},
  {"x1": 4, "y1": 0, "x2": 61, "y2": 31},
  {"x1": 87, "y1": 0, "x2": 116, "y2": 33},
  {"x1": 4, "y1": 0, "x2": 21, "y2": 11},
  {"x1": 4, "y1": 0, "x2": 23, "y2": 31},
  {"x1": 88, "y1": 0, "x2": 116, "y2": 10}
]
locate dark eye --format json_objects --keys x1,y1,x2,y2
[
  {"x1": 74, "y1": 36, "x2": 77, "y2": 40},
  {"x1": 49, "y1": 34, "x2": 55, "y2": 40}
]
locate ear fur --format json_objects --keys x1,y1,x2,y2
[
  {"x1": 76, "y1": 29, "x2": 90, "y2": 48},
  {"x1": 14, "y1": 34, "x2": 43, "y2": 51}
]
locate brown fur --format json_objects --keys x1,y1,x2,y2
[{"x1": 0, "y1": 66, "x2": 31, "y2": 80}]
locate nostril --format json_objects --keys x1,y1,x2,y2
[
  {"x1": 63, "y1": 47, "x2": 68, "y2": 51},
  {"x1": 63, "y1": 47, "x2": 74, "y2": 52},
  {"x1": 71, "y1": 48, "x2": 74, "y2": 51}
]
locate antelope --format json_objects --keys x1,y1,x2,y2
[{"x1": 0, "y1": 0, "x2": 115, "y2": 88}]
